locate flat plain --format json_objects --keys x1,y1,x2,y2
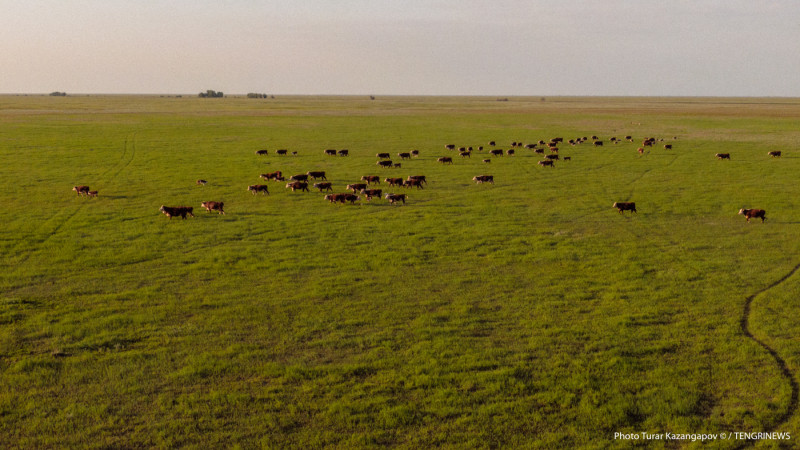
[{"x1": 2, "y1": 95, "x2": 800, "y2": 448}]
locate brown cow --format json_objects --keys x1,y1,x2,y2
[
  {"x1": 411, "y1": 150, "x2": 420, "y2": 157},
  {"x1": 594, "y1": 141, "x2": 604, "y2": 147},
  {"x1": 248, "y1": 184, "x2": 270, "y2": 195},
  {"x1": 286, "y1": 181, "x2": 309, "y2": 192},
  {"x1": 377, "y1": 160, "x2": 393, "y2": 168},
  {"x1": 506, "y1": 149, "x2": 515, "y2": 156},
  {"x1": 325, "y1": 149, "x2": 337, "y2": 156},
  {"x1": 324, "y1": 193, "x2": 347, "y2": 204},
  {"x1": 663, "y1": 144, "x2": 672, "y2": 150},
  {"x1": 739, "y1": 208, "x2": 766, "y2": 223},
  {"x1": 377, "y1": 152, "x2": 391, "y2": 159},
  {"x1": 460, "y1": 151, "x2": 471, "y2": 158},
  {"x1": 342, "y1": 193, "x2": 360, "y2": 204},
  {"x1": 545, "y1": 154, "x2": 559, "y2": 160},
  {"x1": 534, "y1": 148, "x2": 545, "y2": 154},
  {"x1": 490, "y1": 149, "x2": 503, "y2": 156},
  {"x1": 403, "y1": 179, "x2": 424, "y2": 189},
  {"x1": 159, "y1": 205, "x2": 194, "y2": 219},
  {"x1": 637, "y1": 147, "x2": 645, "y2": 155},
  {"x1": 313, "y1": 182, "x2": 333, "y2": 192},
  {"x1": 473, "y1": 175, "x2": 494, "y2": 184},
  {"x1": 398, "y1": 152, "x2": 412, "y2": 160},
  {"x1": 361, "y1": 175, "x2": 380, "y2": 184},
  {"x1": 201, "y1": 201, "x2": 225, "y2": 215},
  {"x1": 255, "y1": 149, "x2": 268, "y2": 156},
  {"x1": 276, "y1": 149, "x2": 288, "y2": 155},
  {"x1": 260, "y1": 171, "x2": 283, "y2": 181},
  {"x1": 87, "y1": 190, "x2": 99, "y2": 198},
  {"x1": 613, "y1": 202, "x2": 637, "y2": 214},
  {"x1": 385, "y1": 177, "x2": 404, "y2": 187},
  {"x1": 715, "y1": 153, "x2": 731, "y2": 160},
  {"x1": 407, "y1": 175, "x2": 427, "y2": 185},
  {"x1": 346, "y1": 183, "x2": 368, "y2": 193},
  {"x1": 196, "y1": 179, "x2": 207, "y2": 186},
  {"x1": 438, "y1": 156, "x2": 453, "y2": 164},
  {"x1": 538, "y1": 160, "x2": 554, "y2": 167},
  {"x1": 360, "y1": 188, "x2": 382, "y2": 201},
  {"x1": 290, "y1": 174, "x2": 309, "y2": 182},
  {"x1": 385, "y1": 193, "x2": 407, "y2": 205},
  {"x1": 72, "y1": 185, "x2": 90, "y2": 196},
  {"x1": 445, "y1": 144, "x2": 456, "y2": 150},
  {"x1": 483, "y1": 159, "x2": 491, "y2": 163},
  {"x1": 768, "y1": 151, "x2": 782, "y2": 158},
  {"x1": 306, "y1": 171, "x2": 327, "y2": 180},
  {"x1": 338, "y1": 149, "x2": 349, "y2": 156}
]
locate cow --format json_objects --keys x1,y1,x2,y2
[
  {"x1": 488, "y1": 141, "x2": 496, "y2": 146},
  {"x1": 538, "y1": 160, "x2": 554, "y2": 168},
  {"x1": 201, "y1": 201, "x2": 225, "y2": 215},
  {"x1": 292, "y1": 151, "x2": 298, "y2": 156},
  {"x1": 290, "y1": 174, "x2": 309, "y2": 182},
  {"x1": 72, "y1": 185, "x2": 90, "y2": 196},
  {"x1": 255, "y1": 150, "x2": 268, "y2": 156},
  {"x1": 385, "y1": 193, "x2": 407, "y2": 205},
  {"x1": 403, "y1": 179, "x2": 424, "y2": 189},
  {"x1": 411, "y1": 150, "x2": 420, "y2": 157},
  {"x1": 545, "y1": 154, "x2": 559, "y2": 160},
  {"x1": 385, "y1": 177, "x2": 404, "y2": 187},
  {"x1": 325, "y1": 149, "x2": 337, "y2": 156},
  {"x1": 393, "y1": 163, "x2": 402, "y2": 168},
  {"x1": 445, "y1": 144, "x2": 456, "y2": 150},
  {"x1": 460, "y1": 151, "x2": 471, "y2": 158},
  {"x1": 625, "y1": 135, "x2": 633, "y2": 142},
  {"x1": 377, "y1": 152, "x2": 391, "y2": 159},
  {"x1": 594, "y1": 141, "x2": 604, "y2": 147},
  {"x1": 159, "y1": 205, "x2": 194, "y2": 220},
  {"x1": 768, "y1": 151, "x2": 782, "y2": 158},
  {"x1": 739, "y1": 208, "x2": 766, "y2": 223},
  {"x1": 377, "y1": 160, "x2": 393, "y2": 168},
  {"x1": 534, "y1": 148, "x2": 545, "y2": 154},
  {"x1": 483, "y1": 159, "x2": 491, "y2": 163},
  {"x1": 613, "y1": 202, "x2": 637, "y2": 214},
  {"x1": 260, "y1": 171, "x2": 282, "y2": 181},
  {"x1": 306, "y1": 171, "x2": 327, "y2": 180},
  {"x1": 248, "y1": 184, "x2": 270, "y2": 195},
  {"x1": 637, "y1": 147, "x2": 645, "y2": 155},
  {"x1": 715, "y1": 153, "x2": 731, "y2": 160},
  {"x1": 313, "y1": 182, "x2": 333, "y2": 192},
  {"x1": 324, "y1": 193, "x2": 347, "y2": 204},
  {"x1": 563, "y1": 156, "x2": 571, "y2": 161},
  {"x1": 285, "y1": 181, "x2": 309, "y2": 192},
  {"x1": 473, "y1": 175, "x2": 494, "y2": 184},
  {"x1": 525, "y1": 143, "x2": 537, "y2": 149},
  {"x1": 196, "y1": 179, "x2": 208, "y2": 186},
  {"x1": 490, "y1": 149, "x2": 503, "y2": 156},
  {"x1": 361, "y1": 175, "x2": 380, "y2": 184},
  {"x1": 360, "y1": 188, "x2": 382, "y2": 201},
  {"x1": 438, "y1": 156, "x2": 453, "y2": 164},
  {"x1": 407, "y1": 175, "x2": 427, "y2": 185},
  {"x1": 506, "y1": 149, "x2": 515, "y2": 156},
  {"x1": 87, "y1": 190, "x2": 99, "y2": 198},
  {"x1": 276, "y1": 149, "x2": 288, "y2": 155},
  {"x1": 549, "y1": 147, "x2": 558, "y2": 153},
  {"x1": 398, "y1": 152, "x2": 412, "y2": 160},
  {"x1": 338, "y1": 149, "x2": 349, "y2": 156},
  {"x1": 663, "y1": 144, "x2": 672, "y2": 150},
  {"x1": 346, "y1": 183, "x2": 368, "y2": 193}
]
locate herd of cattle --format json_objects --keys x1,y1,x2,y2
[{"x1": 71, "y1": 135, "x2": 780, "y2": 222}]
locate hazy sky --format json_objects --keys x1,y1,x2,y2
[{"x1": 2, "y1": 0, "x2": 799, "y2": 96}]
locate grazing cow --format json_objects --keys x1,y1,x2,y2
[
  {"x1": 201, "y1": 201, "x2": 225, "y2": 215},
  {"x1": 625, "y1": 135, "x2": 633, "y2": 142},
  {"x1": 460, "y1": 151, "x2": 471, "y2": 158},
  {"x1": 594, "y1": 141, "x2": 604, "y2": 147},
  {"x1": 360, "y1": 188, "x2": 382, "y2": 201},
  {"x1": 346, "y1": 183, "x2": 368, "y2": 193},
  {"x1": 361, "y1": 175, "x2": 380, "y2": 184},
  {"x1": 87, "y1": 190, "x2": 98, "y2": 198},
  {"x1": 338, "y1": 149, "x2": 349, "y2": 156},
  {"x1": 260, "y1": 171, "x2": 282, "y2": 181},
  {"x1": 445, "y1": 144, "x2": 456, "y2": 150},
  {"x1": 411, "y1": 150, "x2": 420, "y2": 157},
  {"x1": 72, "y1": 185, "x2": 90, "y2": 196},
  {"x1": 290, "y1": 174, "x2": 309, "y2": 182},
  {"x1": 385, "y1": 193, "x2": 407, "y2": 205},
  {"x1": 292, "y1": 151, "x2": 298, "y2": 156},
  {"x1": 545, "y1": 154, "x2": 559, "y2": 160},
  {"x1": 663, "y1": 144, "x2": 672, "y2": 150},
  {"x1": 306, "y1": 171, "x2": 327, "y2": 180},
  {"x1": 552, "y1": 137, "x2": 564, "y2": 143},
  {"x1": 547, "y1": 142, "x2": 558, "y2": 148},
  {"x1": 325, "y1": 149, "x2": 337, "y2": 156},
  {"x1": 549, "y1": 147, "x2": 559, "y2": 153},
  {"x1": 285, "y1": 181, "x2": 309, "y2": 192},
  {"x1": 613, "y1": 202, "x2": 637, "y2": 214},
  {"x1": 488, "y1": 141, "x2": 496, "y2": 146},
  {"x1": 490, "y1": 149, "x2": 503, "y2": 156},
  {"x1": 534, "y1": 148, "x2": 544, "y2": 154},
  {"x1": 637, "y1": 147, "x2": 645, "y2": 155},
  {"x1": 538, "y1": 160, "x2": 554, "y2": 167},
  {"x1": 403, "y1": 179, "x2": 424, "y2": 189},
  {"x1": 525, "y1": 143, "x2": 537, "y2": 149},
  {"x1": 407, "y1": 175, "x2": 427, "y2": 185},
  {"x1": 591, "y1": 135, "x2": 598, "y2": 140},
  {"x1": 255, "y1": 150, "x2": 268, "y2": 156},
  {"x1": 196, "y1": 179, "x2": 208, "y2": 186},
  {"x1": 563, "y1": 156, "x2": 571, "y2": 161},
  {"x1": 398, "y1": 152, "x2": 411, "y2": 160},
  {"x1": 506, "y1": 149, "x2": 515, "y2": 155},
  {"x1": 385, "y1": 177, "x2": 404, "y2": 187},
  {"x1": 159, "y1": 205, "x2": 194, "y2": 220},
  {"x1": 483, "y1": 159, "x2": 491, "y2": 163},
  {"x1": 438, "y1": 156, "x2": 453, "y2": 164},
  {"x1": 377, "y1": 160, "x2": 393, "y2": 168},
  {"x1": 458, "y1": 147, "x2": 466, "y2": 152},
  {"x1": 715, "y1": 153, "x2": 731, "y2": 160},
  {"x1": 248, "y1": 184, "x2": 270, "y2": 195},
  {"x1": 738, "y1": 208, "x2": 766, "y2": 223},
  {"x1": 377, "y1": 152, "x2": 391, "y2": 159},
  {"x1": 538, "y1": 140, "x2": 546, "y2": 145},
  {"x1": 768, "y1": 151, "x2": 782, "y2": 158},
  {"x1": 276, "y1": 149, "x2": 288, "y2": 155},
  {"x1": 313, "y1": 182, "x2": 333, "y2": 192},
  {"x1": 472, "y1": 175, "x2": 494, "y2": 184}
]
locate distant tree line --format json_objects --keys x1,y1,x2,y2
[
  {"x1": 50, "y1": 92, "x2": 67, "y2": 97},
  {"x1": 247, "y1": 93, "x2": 276, "y2": 99},
  {"x1": 198, "y1": 90, "x2": 224, "y2": 98}
]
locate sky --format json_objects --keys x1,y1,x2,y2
[{"x1": 1, "y1": 0, "x2": 799, "y2": 96}]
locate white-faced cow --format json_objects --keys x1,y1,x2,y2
[
  {"x1": 613, "y1": 202, "x2": 637, "y2": 214},
  {"x1": 385, "y1": 193, "x2": 407, "y2": 205},
  {"x1": 438, "y1": 156, "x2": 453, "y2": 164},
  {"x1": 361, "y1": 175, "x2": 380, "y2": 184},
  {"x1": 313, "y1": 182, "x2": 333, "y2": 192},
  {"x1": 201, "y1": 201, "x2": 225, "y2": 215},
  {"x1": 248, "y1": 184, "x2": 270, "y2": 195},
  {"x1": 306, "y1": 171, "x2": 327, "y2": 180},
  {"x1": 473, "y1": 175, "x2": 494, "y2": 184},
  {"x1": 72, "y1": 185, "x2": 90, "y2": 196},
  {"x1": 768, "y1": 151, "x2": 782, "y2": 158},
  {"x1": 286, "y1": 181, "x2": 309, "y2": 192},
  {"x1": 160, "y1": 205, "x2": 194, "y2": 219},
  {"x1": 715, "y1": 153, "x2": 731, "y2": 160},
  {"x1": 739, "y1": 208, "x2": 766, "y2": 223}
]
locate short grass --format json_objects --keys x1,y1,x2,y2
[{"x1": 2, "y1": 95, "x2": 800, "y2": 448}]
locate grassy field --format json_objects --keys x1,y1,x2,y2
[{"x1": 2, "y1": 95, "x2": 800, "y2": 448}]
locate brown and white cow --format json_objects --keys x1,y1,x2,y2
[
  {"x1": 201, "y1": 201, "x2": 225, "y2": 215},
  {"x1": 87, "y1": 190, "x2": 99, "y2": 198},
  {"x1": 438, "y1": 156, "x2": 453, "y2": 164},
  {"x1": 398, "y1": 152, "x2": 412, "y2": 160},
  {"x1": 338, "y1": 149, "x2": 349, "y2": 156},
  {"x1": 403, "y1": 179, "x2": 424, "y2": 189},
  {"x1": 360, "y1": 188, "x2": 382, "y2": 201},
  {"x1": 473, "y1": 175, "x2": 494, "y2": 184},
  {"x1": 159, "y1": 205, "x2": 194, "y2": 219},
  {"x1": 255, "y1": 149, "x2": 268, "y2": 156},
  {"x1": 407, "y1": 175, "x2": 427, "y2": 185},
  {"x1": 306, "y1": 171, "x2": 327, "y2": 180},
  {"x1": 411, "y1": 150, "x2": 420, "y2": 157},
  {"x1": 663, "y1": 144, "x2": 672, "y2": 150},
  {"x1": 377, "y1": 152, "x2": 391, "y2": 159},
  {"x1": 460, "y1": 151, "x2": 471, "y2": 158},
  {"x1": 325, "y1": 149, "x2": 337, "y2": 156},
  {"x1": 324, "y1": 193, "x2": 347, "y2": 204},
  {"x1": 490, "y1": 149, "x2": 503, "y2": 156},
  {"x1": 538, "y1": 160, "x2": 554, "y2": 167},
  {"x1": 276, "y1": 149, "x2": 288, "y2": 155},
  {"x1": 196, "y1": 179, "x2": 208, "y2": 186},
  {"x1": 385, "y1": 177, "x2": 404, "y2": 187},
  {"x1": 248, "y1": 184, "x2": 270, "y2": 195},
  {"x1": 768, "y1": 151, "x2": 782, "y2": 158},
  {"x1": 385, "y1": 193, "x2": 407, "y2": 205},
  {"x1": 361, "y1": 175, "x2": 380, "y2": 184},
  {"x1": 286, "y1": 181, "x2": 309, "y2": 192},
  {"x1": 290, "y1": 174, "x2": 309, "y2": 182},
  {"x1": 715, "y1": 153, "x2": 731, "y2": 160},
  {"x1": 738, "y1": 208, "x2": 766, "y2": 223},
  {"x1": 377, "y1": 160, "x2": 393, "y2": 168},
  {"x1": 613, "y1": 202, "x2": 637, "y2": 214},
  {"x1": 260, "y1": 171, "x2": 283, "y2": 181},
  {"x1": 346, "y1": 183, "x2": 368, "y2": 193},
  {"x1": 313, "y1": 182, "x2": 333, "y2": 192},
  {"x1": 545, "y1": 154, "x2": 559, "y2": 160},
  {"x1": 72, "y1": 185, "x2": 90, "y2": 196}
]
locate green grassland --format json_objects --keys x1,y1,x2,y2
[{"x1": 2, "y1": 95, "x2": 800, "y2": 448}]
